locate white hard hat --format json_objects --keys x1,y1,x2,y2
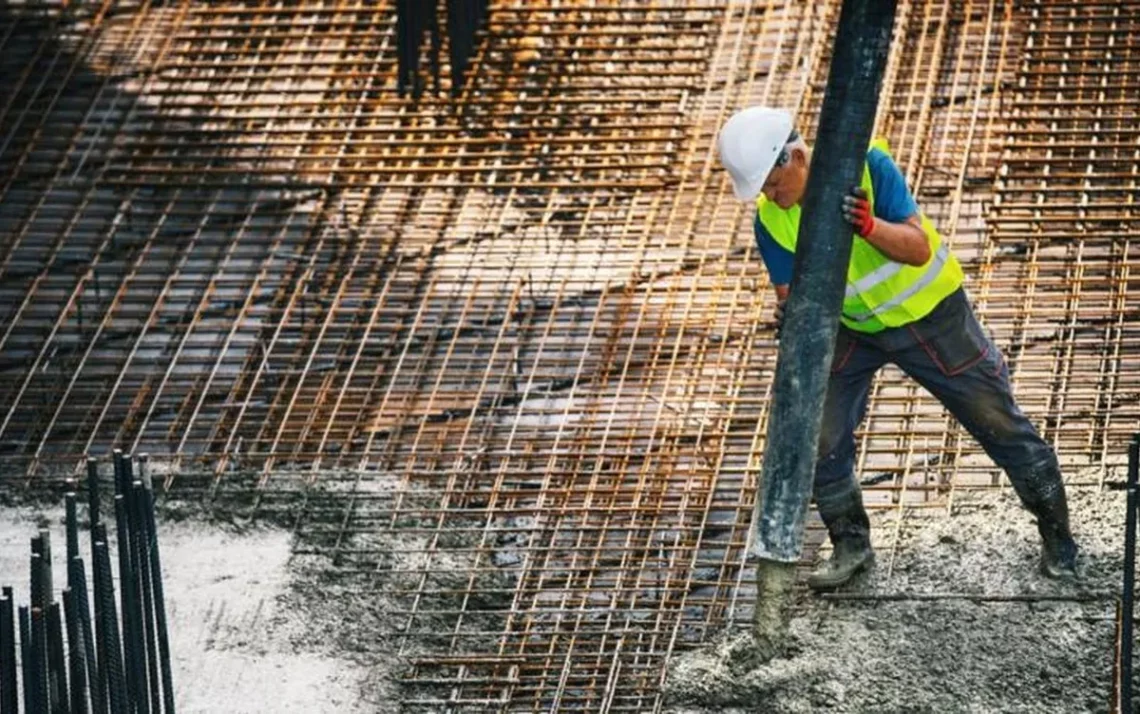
[{"x1": 717, "y1": 107, "x2": 796, "y2": 201}]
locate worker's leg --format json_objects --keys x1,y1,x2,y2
[
  {"x1": 894, "y1": 289, "x2": 1078, "y2": 577},
  {"x1": 808, "y1": 330, "x2": 888, "y2": 589}
]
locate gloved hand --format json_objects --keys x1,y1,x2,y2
[
  {"x1": 774, "y1": 300, "x2": 785, "y2": 338},
  {"x1": 842, "y1": 186, "x2": 875, "y2": 238}
]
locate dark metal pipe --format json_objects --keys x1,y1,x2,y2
[
  {"x1": 750, "y1": 0, "x2": 897, "y2": 563},
  {"x1": 1, "y1": 587, "x2": 16, "y2": 714}
]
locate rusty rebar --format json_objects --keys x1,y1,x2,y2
[{"x1": 0, "y1": 1, "x2": 1137, "y2": 710}]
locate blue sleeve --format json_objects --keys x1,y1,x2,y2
[
  {"x1": 753, "y1": 214, "x2": 794, "y2": 286},
  {"x1": 866, "y1": 148, "x2": 919, "y2": 223}
]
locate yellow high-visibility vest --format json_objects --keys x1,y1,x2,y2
[{"x1": 756, "y1": 138, "x2": 964, "y2": 333}]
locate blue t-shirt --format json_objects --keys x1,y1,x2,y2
[{"x1": 754, "y1": 147, "x2": 919, "y2": 286}]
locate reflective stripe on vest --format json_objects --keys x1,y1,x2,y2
[
  {"x1": 845, "y1": 259, "x2": 903, "y2": 299},
  {"x1": 756, "y1": 139, "x2": 964, "y2": 333},
  {"x1": 843, "y1": 244, "x2": 950, "y2": 322}
]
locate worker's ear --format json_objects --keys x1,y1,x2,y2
[{"x1": 790, "y1": 147, "x2": 808, "y2": 168}]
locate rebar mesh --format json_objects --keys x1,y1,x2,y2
[{"x1": 1, "y1": 0, "x2": 1137, "y2": 711}]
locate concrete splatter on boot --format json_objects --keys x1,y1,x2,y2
[
  {"x1": 1008, "y1": 458, "x2": 1079, "y2": 580},
  {"x1": 807, "y1": 477, "x2": 874, "y2": 591},
  {"x1": 744, "y1": 559, "x2": 797, "y2": 668}
]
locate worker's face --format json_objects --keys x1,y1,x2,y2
[{"x1": 761, "y1": 147, "x2": 808, "y2": 209}]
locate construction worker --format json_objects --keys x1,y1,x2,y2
[{"x1": 717, "y1": 106, "x2": 1079, "y2": 589}]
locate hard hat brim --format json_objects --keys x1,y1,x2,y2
[{"x1": 730, "y1": 173, "x2": 767, "y2": 202}]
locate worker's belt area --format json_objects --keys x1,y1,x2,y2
[{"x1": 832, "y1": 288, "x2": 991, "y2": 378}]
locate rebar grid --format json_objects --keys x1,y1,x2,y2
[
  {"x1": 1, "y1": 1, "x2": 1137, "y2": 711},
  {"x1": 984, "y1": 0, "x2": 1140, "y2": 477}
]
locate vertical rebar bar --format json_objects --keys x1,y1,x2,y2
[
  {"x1": 112, "y1": 450, "x2": 124, "y2": 499},
  {"x1": 70, "y1": 558, "x2": 102, "y2": 714},
  {"x1": 1119, "y1": 434, "x2": 1139, "y2": 712},
  {"x1": 123, "y1": 457, "x2": 150, "y2": 714},
  {"x1": 92, "y1": 532, "x2": 126, "y2": 714},
  {"x1": 88, "y1": 456, "x2": 110, "y2": 710},
  {"x1": 30, "y1": 544, "x2": 48, "y2": 714},
  {"x1": 65, "y1": 488, "x2": 90, "y2": 711},
  {"x1": 39, "y1": 532, "x2": 53, "y2": 600},
  {"x1": 1, "y1": 587, "x2": 16, "y2": 714},
  {"x1": 139, "y1": 467, "x2": 174, "y2": 714},
  {"x1": 112, "y1": 492, "x2": 141, "y2": 714},
  {"x1": 19, "y1": 607, "x2": 35, "y2": 714},
  {"x1": 40, "y1": 531, "x2": 62, "y2": 712},
  {"x1": 47, "y1": 602, "x2": 69, "y2": 712},
  {"x1": 89, "y1": 534, "x2": 108, "y2": 714},
  {"x1": 91, "y1": 456, "x2": 107, "y2": 714},
  {"x1": 66, "y1": 492, "x2": 80, "y2": 562},
  {"x1": 64, "y1": 587, "x2": 89, "y2": 714},
  {"x1": 112, "y1": 451, "x2": 136, "y2": 712},
  {"x1": 86, "y1": 458, "x2": 100, "y2": 531},
  {"x1": 131, "y1": 481, "x2": 159, "y2": 714}
]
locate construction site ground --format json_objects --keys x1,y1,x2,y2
[
  {"x1": 664, "y1": 482, "x2": 1124, "y2": 713},
  {"x1": 2, "y1": 467, "x2": 1128, "y2": 712}
]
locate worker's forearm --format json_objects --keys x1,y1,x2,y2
[{"x1": 862, "y1": 218, "x2": 931, "y2": 266}]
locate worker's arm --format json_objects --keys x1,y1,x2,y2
[
  {"x1": 842, "y1": 187, "x2": 932, "y2": 266},
  {"x1": 753, "y1": 218, "x2": 794, "y2": 322}
]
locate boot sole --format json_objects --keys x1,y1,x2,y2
[
  {"x1": 1040, "y1": 561, "x2": 1079, "y2": 581},
  {"x1": 807, "y1": 551, "x2": 875, "y2": 591}
]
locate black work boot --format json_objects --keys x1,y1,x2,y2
[
  {"x1": 807, "y1": 477, "x2": 874, "y2": 590},
  {"x1": 1008, "y1": 458, "x2": 1079, "y2": 580}
]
